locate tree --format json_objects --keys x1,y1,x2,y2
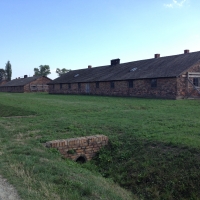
[
  {"x1": 56, "y1": 68, "x2": 70, "y2": 77},
  {"x1": 0, "y1": 69, "x2": 6, "y2": 81},
  {"x1": 5, "y1": 61, "x2": 12, "y2": 81},
  {"x1": 34, "y1": 65, "x2": 51, "y2": 76}
]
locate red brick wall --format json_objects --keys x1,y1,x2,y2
[
  {"x1": 177, "y1": 63, "x2": 200, "y2": 99},
  {"x1": 46, "y1": 135, "x2": 108, "y2": 161},
  {"x1": 24, "y1": 76, "x2": 51, "y2": 92},
  {"x1": 49, "y1": 78, "x2": 177, "y2": 99}
]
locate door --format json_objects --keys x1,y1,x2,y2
[{"x1": 85, "y1": 83, "x2": 90, "y2": 94}]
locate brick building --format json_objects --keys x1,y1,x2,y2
[
  {"x1": 0, "y1": 80, "x2": 8, "y2": 86},
  {"x1": 48, "y1": 50, "x2": 200, "y2": 99},
  {"x1": 0, "y1": 75, "x2": 51, "y2": 93}
]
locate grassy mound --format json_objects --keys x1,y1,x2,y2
[{"x1": 0, "y1": 92, "x2": 200, "y2": 199}]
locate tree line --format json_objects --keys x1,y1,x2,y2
[
  {"x1": 0, "y1": 61, "x2": 70, "y2": 82},
  {"x1": 34, "y1": 65, "x2": 70, "y2": 77},
  {"x1": 0, "y1": 61, "x2": 12, "y2": 81}
]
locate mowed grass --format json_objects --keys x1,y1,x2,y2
[{"x1": 0, "y1": 92, "x2": 200, "y2": 199}]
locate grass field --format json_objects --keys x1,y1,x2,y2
[{"x1": 0, "y1": 92, "x2": 200, "y2": 199}]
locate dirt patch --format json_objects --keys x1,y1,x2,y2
[{"x1": 0, "y1": 175, "x2": 21, "y2": 200}]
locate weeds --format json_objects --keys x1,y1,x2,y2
[{"x1": 91, "y1": 138, "x2": 200, "y2": 199}]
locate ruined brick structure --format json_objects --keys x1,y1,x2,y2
[
  {"x1": 0, "y1": 76, "x2": 51, "y2": 93},
  {"x1": 48, "y1": 50, "x2": 200, "y2": 99},
  {"x1": 46, "y1": 135, "x2": 108, "y2": 162}
]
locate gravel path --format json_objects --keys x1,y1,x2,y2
[{"x1": 0, "y1": 175, "x2": 21, "y2": 200}]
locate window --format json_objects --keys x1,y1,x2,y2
[
  {"x1": 96, "y1": 82, "x2": 99, "y2": 88},
  {"x1": 130, "y1": 68, "x2": 137, "y2": 72},
  {"x1": 128, "y1": 80, "x2": 133, "y2": 88},
  {"x1": 78, "y1": 83, "x2": 81, "y2": 89},
  {"x1": 31, "y1": 85, "x2": 37, "y2": 90},
  {"x1": 151, "y1": 79, "x2": 157, "y2": 88},
  {"x1": 110, "y1": 81, "x2": 115, "y2": 88},
  {"x1": 193, "y1": 78, "x2": 199, "y2": 87},
  {"x1": 68, "y1": 83, "x2": 71, "y2": 89},
  {"x1": 74, "y1": 74, "x2": 79, "y2": 77},
  {"x1": 60, "y1": 83, "x2": 62, "y2": 89}
]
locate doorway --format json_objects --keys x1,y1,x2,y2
[{"x1": 85, "y1": 83, "x2": 90, "y2": 94}]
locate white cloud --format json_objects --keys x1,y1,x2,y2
[
  {"x1": 164, "y1": 0, "x2": 187, "y2": 8},
  {"x1": 164, "y1": 3, "x2": 173, "y2": 8}
]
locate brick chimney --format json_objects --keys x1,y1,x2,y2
[
  {"x1": 111, "y1": 59, "x2": 120, "y2": 66},
  {"x1": 18, "y1": 77, "x2": 20, "y2": 79},
  {"x1": 88, "y1": 65, "x2": 92, "y2": 69},
  {"x1": 24, "y1": 75, "x2": 28, "y2": 78},
  {"x1": 184, "y1": 49, "x2": 189, "y2": 54},
  {"x1": 155, "y1": 54, "x2": 160, "y2": 58}
]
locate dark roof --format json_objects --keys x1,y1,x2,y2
[
  {"x1": 49, "y1": 51, "x2": 200, "y2": 84},
  {"x1": 0, "y1": 76, "x2": 51, "y2": 87}
]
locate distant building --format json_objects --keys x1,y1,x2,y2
[
  {"x1": 0, "y1": 75, "x2": 51, "y2": 93},
  {"x1": 0, "y1": 80, "x2": 8, "y2": 86},
  {"x1": 48, "y1": 50, "x2": 200, "y2": 99}
]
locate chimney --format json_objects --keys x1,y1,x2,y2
[
  {"x1": 184, "y1": 49, "x2": 189, "y2": 54},
  {"x1": 111, "y1": 58, "x2": 120, "y2": 66},
  {"x1": 18, "y1": 77, "x2": 20, "y2": 79},
  {"x1": 155, "y1": 54, "x2": 160, "y2": 58},
  {"x1": 88, "y1": 65, "x2": 92, "y2": 69},
  {"x1": 24, "y1": 75, "x2": 28, "y2": 78}
]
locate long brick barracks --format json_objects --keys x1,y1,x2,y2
[
  {"x1": 0, "y1": 76, "x2": 51, "y2": 93},
  {"x1": 48, "y1": 50, "x2": 200, "y2": 99}
]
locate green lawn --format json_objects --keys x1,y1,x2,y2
[{"x1": 0, "y1": 92, "x2": 200, "y2": 199}]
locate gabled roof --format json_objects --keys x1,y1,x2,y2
[
  {"x1": 49, "y1": 51, "x2": 200, "y2": 84},
  {"x1": 0, "y1": 76, "x2": 51, "y2": 87},
  {"x1": 0, "y1": 80, "x2": 8, "y2": 86}
]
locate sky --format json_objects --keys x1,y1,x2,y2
[{"x1": 0, "y1": 0, "x2": 200, "y2": 80}]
